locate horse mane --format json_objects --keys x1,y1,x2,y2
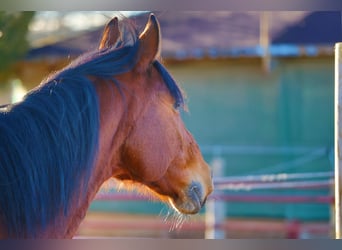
[{"x1": 0, "y1": 16, "x2": 184, "y2": 238}]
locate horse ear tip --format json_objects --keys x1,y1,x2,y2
[
  {"x1": 149, "y1": 13, "x2": 158, "y2": 23},
  {"x1": 108, "y1": 16, "x2": 119, "y2": 26}
]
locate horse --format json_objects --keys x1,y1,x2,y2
[{"x1": 0, "y1": 13, "x2": 213, "y2": 238}]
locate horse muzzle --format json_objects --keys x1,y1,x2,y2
[{"x1": 170, "y1": 181, "x2": 212, "y2": 214}]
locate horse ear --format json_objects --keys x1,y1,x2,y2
[
  {"x1": 136, "y1": 13, "x2": 161, "y2": 71},
  {"x1": 99, "y1": 17, "x2": 120, "y2": 49}
]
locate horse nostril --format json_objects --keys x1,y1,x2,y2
[
  {"x1": 188, "y1": 182, "x2": 203, "y2": 206},
  {"x1": 190, "y1": 183, "x2": 201, "y2": 195}
]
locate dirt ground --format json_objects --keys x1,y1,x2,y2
[{"x1": 76, "y1": 212, "x2": 332, "y2": 239}]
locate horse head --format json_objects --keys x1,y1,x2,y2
[{"x1": 95, "y1": 14, "x2": 213, "y2": 215}]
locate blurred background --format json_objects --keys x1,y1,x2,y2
[{"x1": 0, "y1": 11, "x2": 339, "y2": 238}]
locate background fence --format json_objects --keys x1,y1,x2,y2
[{"x1": 79, "y1": 144, "x2": 334, "y2": 239}]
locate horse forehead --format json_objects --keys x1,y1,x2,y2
[{"x1": 117, "y1": 67, "x2": 170, "y2": 99}]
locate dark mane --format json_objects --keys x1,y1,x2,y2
[
  {"x1": 0, "y1": 75, "x2": 100, "y2": 237},
  {"x1": 0, "y1": 17, "x2": 184, "y2": 237}
]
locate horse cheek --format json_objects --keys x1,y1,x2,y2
[
  {"x1": 120, "y1": 118, "x2": 172, "y2": 182},
  {"x1": 139, "y1": 119, "x2": 174, "y2": 182}
]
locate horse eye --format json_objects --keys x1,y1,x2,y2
[{"x1": 173, "y1": 102, "x2": 183, "y2": 113}]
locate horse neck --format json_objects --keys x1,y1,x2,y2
[
  {"x1": 92, "y1": 79, "x2": 128, "y2": 179},
  {"x1": 63, "y1": 78, "x2": 140, "y2": 238},
  {"x1": 42, "y1": 80, "x2": 130, "y2": 238},
  {"x1": 63, "y1": 80, "x2": 126, "y2": 226}
]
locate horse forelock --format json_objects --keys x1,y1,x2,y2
[{"x1": 152, "y1": 60, "x2": 185, "y2": 110}]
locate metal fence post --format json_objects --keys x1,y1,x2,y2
[
  {"x1": 334, "y1": 42, "x2": 342, "y2": 239},
  {"x1": 205, "y1": 156, "x2": 226, "y2": 239}
]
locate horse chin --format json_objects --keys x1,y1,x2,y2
[
  {"x1": 169, "y1": 198, "x2": 202, "y2": 215},
  {"x1": 168, "y1": 181, "x2": 207, "y2": 215}
]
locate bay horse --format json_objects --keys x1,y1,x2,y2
[{"x1": 0, "y1": 14, "x2": 213, "y2": 238}]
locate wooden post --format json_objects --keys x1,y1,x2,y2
[
  {"x1": 205, "y1": 156, "x2": 226, "y2": 239},
  {"x1": 334, "y1": 43, "x2": 342, "y2": 239},
  {"x1": 260, "y1": 11, "x2": 271, "y2": 73}
]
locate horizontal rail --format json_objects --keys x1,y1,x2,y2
[
  {"x1": 210, "y1": 194, "x2": 334, "y2": 204},
  {"x1": 214, "y1": 179, "x2": 333, "y2": 191},
  {"x1": 200, "y1": 145, "x2": 328, "y2": 155},
  {"x1": 214, "y1": 171, "x2": 333, "y2": 184}
]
